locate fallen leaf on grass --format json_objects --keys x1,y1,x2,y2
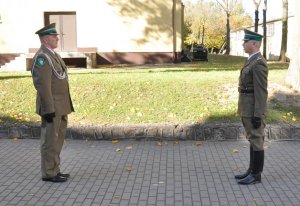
[{"x1": 168, "y1": 113, "x2": 175, "y2": 118}]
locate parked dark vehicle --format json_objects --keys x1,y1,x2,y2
[{"x1": 192, "y1": 45, "x2": 208, "y2": 61}]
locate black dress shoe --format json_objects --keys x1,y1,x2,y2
[
  {"x1": 235, "y1": 170, "x2": 251, "y2": 179},
  {"x1": 58, "y1": 172, "x2": 70, "y2": 178},
  {"x1": 238, "y1": 174, "x2": 261, "y2": 185},
  {"x1": 42, "y1": 175, "x2": 67, "y2": 183}
]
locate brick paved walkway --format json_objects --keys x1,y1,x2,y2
[{"x1": 1, "y1": 139, "x2": 300, "y2": 206}]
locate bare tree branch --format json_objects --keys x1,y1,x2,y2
[
  {"x1": 215, "y1": 0, "x2": 239, "y2": 15},
  {"x1": 253, "y1": 0, "x2": 261, "y2": 10},
  {"x1": 215, "y1": 0, "x2": 227, "y2": 12}
]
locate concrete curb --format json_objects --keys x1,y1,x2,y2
[{"x1": 1, "y1": 122, "x2": 300, "y2": 141}]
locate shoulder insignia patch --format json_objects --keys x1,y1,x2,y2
[
  {"x1": 36, "y1": 57, "x2": 46, "y2": 67},
  {"x1": 256, "y1": 57, "x2": 262, "y2": 61}
]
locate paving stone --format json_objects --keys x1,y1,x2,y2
[{"x1": 0, "y1": 139, "x2": 300, "y2": 205}]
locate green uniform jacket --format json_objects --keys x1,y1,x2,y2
[
  {"x1": 31, "y1": 44, "x2": 74, "y2": 116},
  {"x1": 238, "y1": 52, "x2": 268, "y2": 118}
]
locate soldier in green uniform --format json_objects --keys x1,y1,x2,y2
[
  {"x1": 31, "y1": 23, "x2": 74, "y2": 183},
  {"x1": 235, "y1": 29, "x2": 268, "y2": 185}
]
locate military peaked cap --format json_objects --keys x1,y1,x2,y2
[
  {"x1": 243, "y1": 29, "x2": 263, "y2": 41},
  {"x1": 35, "y1": 23, "x2": 59, "y2": 37}
]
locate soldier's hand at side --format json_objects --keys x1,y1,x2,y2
[
  {"x1": 251, "y1": 117, "x2": 261, "y2": 129},
  {"x1": 43, "y1": 112, "x2": 55, "y2": 123}
]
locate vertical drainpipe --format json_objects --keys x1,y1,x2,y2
[{"x1": 172, "y1": 0, "x2": 177, "y2": 63}]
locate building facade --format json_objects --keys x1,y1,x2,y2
[
  {"x1": 230, "y1": 16, "x2": 296, "y2": 61},
  {"x1": 0, "y1": 0, "x2": 184, "y2": 70}
]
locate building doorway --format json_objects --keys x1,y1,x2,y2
[{"x1": 44, "y1": 12, "x2": 77, "y2": 52}]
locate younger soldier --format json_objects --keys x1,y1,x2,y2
[{"x1": 235, "y1": 29, "x2": 268, "y2": 185}]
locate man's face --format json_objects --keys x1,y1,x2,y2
[
  {"x1": 44, "y1": 35, "x2": 59, "y2": 49},
  {"x1": 242, "y1": 40, "x2": 253, "y2": 54}
]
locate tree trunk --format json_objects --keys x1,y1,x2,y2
[
  {"x1": 225, "y1": 13, "x2": 230, "y2": 55},
  {"x1": 255, "y1": 10, "x2": 259, "y2": 32},
  {"x1": 279, "y1": 0, "x2": 288, "y2": 62},
  {"x1": 202, "y1": 25, "x2": 205, "y2": 45},
  {"x1": 286, "y1": 0, "x2": 300, "y2": 90},
  {"x1": 263, "y1": 0, "x2": 267, "y2": 59}
]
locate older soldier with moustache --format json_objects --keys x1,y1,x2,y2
[
  {"x1": 235, "y1": 29, "x2": 268, "y2": 185},
  {"x1": 31, "y1": 23, "x2": 74, "y2": 183}
]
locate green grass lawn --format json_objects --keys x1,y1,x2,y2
[{"x1": 0, "y1": 54, "x2": 296, "y2": 126}]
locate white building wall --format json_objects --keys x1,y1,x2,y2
[
  {"x1": 0, "y1": 0, "x2": 178, "y2": 53},
  {"x1": 230, "y1": 0, "x2": 296, "y2": 61},
  {"x1": 230, "y1": 16, "x2": 295, "y2": 61}
]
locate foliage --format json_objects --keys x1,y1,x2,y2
[
  {"x1": 230, "y1": 3, "x2": 253, "y2": 30},
  {"x1": 182, "y1": 20, "x2": 193, "y2": 45},
  {"x1": 184, "y1": 0, "x2": 253, "y2": 50}
]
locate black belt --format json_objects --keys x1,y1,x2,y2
[{"x1": 239, "y1": 89, "x2": 254, "y2": 94}]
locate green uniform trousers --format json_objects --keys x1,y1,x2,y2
[
  {"x1": 40, "y1": 115, "x2": 68, "y2": 178},
  {"x1": 241, "y1": 117, "x2": 265, "y2": 151}
]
